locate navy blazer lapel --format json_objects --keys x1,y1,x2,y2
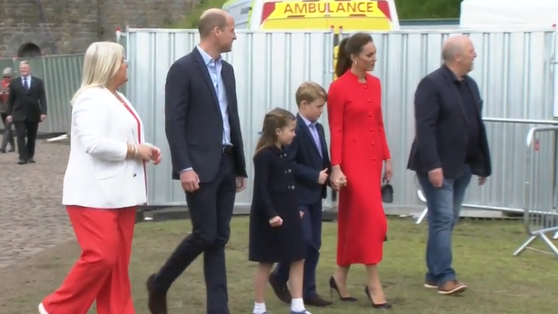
[
  {"x1": 465, "y1": 77, "x2": 483, "y2": 114},
  {"x1": 28, "y1": 76, "x2": 37, "y2": 94},
  {"x1": 316, "y1": 123, "x2": 328, "y2": 159},
  {"x1": 192, "y1": 48, "x2": 220, "y2": 108},
  {"x1": 443, "y1": 72, "x2": 470, "y2": 126},
  {"x1": 14, "y1": 77, "x2": 23, "y2": 91},
  {"x1": 296, "y1": 114, "x2": 322, "y2": 158},
  {"x1": 220, "y1": 64, "x2": 234, "y2": 109}
]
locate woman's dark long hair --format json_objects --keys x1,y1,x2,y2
[
  {"x1": 254, "y1": 108, "x2": 296, "y2": 156},
  {"x1": 335, "y1": 33, "x2": 374, "y2": 78}
]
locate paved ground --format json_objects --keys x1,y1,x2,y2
[{"x1": 0, "y1": 141, "x2": 73, "y2": 268}]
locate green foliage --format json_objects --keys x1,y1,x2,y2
[
  {"x1": 174, "y1": 0, "x2": 228, "y2": 29},
  {"x1": 172, "y1": 0, "x2": 462, "y2": 29},
  {"x1": 396, "y1": 0, "x2": 461, "y2": 19}
]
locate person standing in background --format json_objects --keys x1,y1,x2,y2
[
  {"x1": 6, "y1": 61, "x2": 47, "y2": 164},
  {"x1": 407, "y1": 35, "x2": 491, "y2": 295},
  {"x1": 0, "y1": 67, "x2": 15, "y2": 153}
]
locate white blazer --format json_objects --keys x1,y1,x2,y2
[{"x1": 62, "y1": 87, "x2": 147, "y2": 208}]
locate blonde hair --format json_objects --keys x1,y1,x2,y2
[
  {"x1": 70, "y1": 41, "x2": 124, "y2": 106},
  {"x1": 295, "y1": 81, "x2": 327, "y2": 107}
]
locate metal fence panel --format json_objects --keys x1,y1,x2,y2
[
  {"x1": 125, "y1": 28, "x2": 558, "y2": 211},
  {"x1": 37, "y1": 54, "x2": 83, "y2": 133},
  {"x1": 117, "y1": 31, "x2": 128, "y2": 96},
  {"x1": 334, "y1": 29, "x2": 557, "y2": 212},
  {"x1": 126, "y1": 29, "x2": 331, "y2": 206}
]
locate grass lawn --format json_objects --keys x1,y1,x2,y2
[{"x1": 1, "y1": 216, "x2": 558, "y2": 314}]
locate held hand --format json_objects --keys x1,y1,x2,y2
[
  {"x1": 317, "y1": 168, "x2": 329, "y2": 185},
  {"x1": 6, "y1": 115, "x2": 12, "y2": 123},
  {"x1": 299, "y1": 211, "x2": 304, "y2": 218},
  {"x1": 269, "y1": 215, "x2": 283, "y2": 227},
  {"x1": 478, "y1": 176, "x2": 487, "y2": 186},
  {"x1": 383, "y1": 159, "x2": 393, "y2": 182},
  {"x1": 428, "y1": 168, "x2": 444, "y2": 188},
  {"x1": 236, "y1": 177, "x2": 247, "y2": 192},
  {"x1": 330, "y1": 167, "x2": 347, "y2": 191},
  {"x1": 180, "y1": 169, "x2": 200, "y2": 192},
  {"x1": 40, "y1": 114, "x2": 47, "y2": 122}
]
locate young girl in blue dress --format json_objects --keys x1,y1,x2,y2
[{"x1": 249, "y1": 108, "x2": 310, "y2": 314}]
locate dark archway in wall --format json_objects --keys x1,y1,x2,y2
[{"x1": 17, "y1": 43, "x2": 42, "y2": 57}]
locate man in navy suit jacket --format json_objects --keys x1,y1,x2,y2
[
  {"x1": 146, "y1": 9, "x2": 247, "y2": 314},
  {"x1": 407, "y1": 35, "x2": 491, "y2": 296},
  {"x1": 269, "y1": 82, "x2": 333, "y2": 307}
]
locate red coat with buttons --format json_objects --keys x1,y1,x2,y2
[{"x1": 327, "y1": 70, "x2": 390, "y2": 266}]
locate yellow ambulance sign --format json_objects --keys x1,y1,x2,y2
[{"x1": 272, "y1": 1, "x2": 386, "y2": 18}]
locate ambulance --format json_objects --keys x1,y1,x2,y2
[
  {"x1": 223, "y1": 0, "x2": 400, "y2": 31},
  {"x1": 223, "y1": 0, "x2": 400, "y2": 78}
]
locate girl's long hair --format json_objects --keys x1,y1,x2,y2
[{"x1": 254, "y1": 108, "x2": 296, "y2": 156}]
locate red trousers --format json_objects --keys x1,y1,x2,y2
[{"x1": 42, "y1": 206, "x2": 137, "y2": 314}]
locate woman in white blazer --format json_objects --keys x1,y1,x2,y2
[{"x1": 38, "y1": 41, "x2": 162, "y2": 314}]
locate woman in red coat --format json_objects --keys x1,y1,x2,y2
[{"x1": 327, "y1": 33, "x2": 393, "y2": 309}]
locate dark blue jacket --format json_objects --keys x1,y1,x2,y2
[
  {"x1": 286, "y1": 114, "x2": 331, "y2": 205},
  {"x1": 407, "y1": 65, "x2": 491, "y2": 178}
]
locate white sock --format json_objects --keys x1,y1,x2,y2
[
  {"x1": 253, "y1": 302, "x2": 266, "y2": 314},
  {"x1": 290, "y1": 298, "x2": 305, "y2": 312}
]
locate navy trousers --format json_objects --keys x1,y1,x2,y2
[{"x1": 273, "y1": 201, "x2": 322, "y2": 298}]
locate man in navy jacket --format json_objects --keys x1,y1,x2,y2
[{"x1": 407, "y1": 35, "x2": 491, "y2": 296}]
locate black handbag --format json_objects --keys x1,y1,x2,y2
[
  {"x1": 381, "y1": 179, "x2": 392, "y2": 242},
  {"x1": 381, "y1": 180, "x2": 393, "y2": 203}
]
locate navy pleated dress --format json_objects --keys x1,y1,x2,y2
[{"x1": 248, "y1": 145, "x2": 306, "y2": 263}]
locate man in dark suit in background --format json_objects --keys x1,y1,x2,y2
[
  {"x1": 407, "y1": 35, "x2": 491, "y2": 296},
  {"x1": 6, "y1": 61, "x2": 47, "y2": 164},
  {"x1": 269, "y1": 82, "x2": 333, "y2": 307},
  {"x1": 146, "y1": 8, "x2": 247, "y2": 314}
]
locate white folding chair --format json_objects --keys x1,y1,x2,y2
[{"x1": 415, "y1": 175, "x2": 428, "y2": 224}]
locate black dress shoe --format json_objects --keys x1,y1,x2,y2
[
  {"x1": 0, "y1": 149, "x2": 5, "y2": 153},
  {"x1": 28, "y1": 158, "x2": 36, "y2": 163},
  {"x1": 8, "y1": 148, "x2": 14, "y2": 152},
  {"x1": 304, "y1": 295, "x2": 333, "y2": 307},
  {"x1": 18, "y1": 159, "x2": 27, "y2": 165},
  {"x1": 269, "y1": 273, "x2": 291, "y2": 304},
  {"x1": 146, "y1": 274, "x2": 168, "y2": 314}
]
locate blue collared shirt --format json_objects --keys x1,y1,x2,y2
[
  {"x1": 22, "y1": 76, "x2": 31, "y2": 89},
  {"x1": 299, "y1": 115, "x2": 322, "y2": 158},
  {"x1": 196, "y1": 45, "x2": 231, "y2": 146}
]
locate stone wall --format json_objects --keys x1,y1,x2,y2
[{"x1": 0, "y1": 0, "x2": 197, "y2": 56}]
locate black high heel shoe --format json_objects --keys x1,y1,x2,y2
[
  {"x1": 364, "y1": 286, "x2": 392, "y2": 309},
  {"x1": 328, "y1": 276, "x2": 358, "y2": 302}
]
